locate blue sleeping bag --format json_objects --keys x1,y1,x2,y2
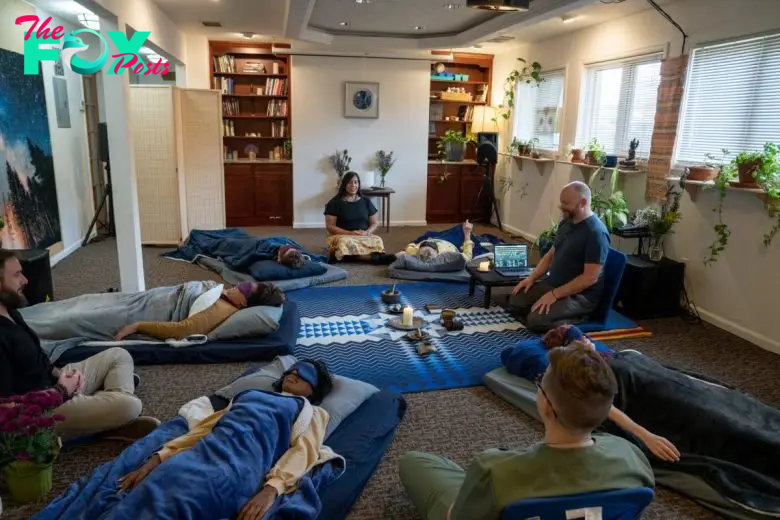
[
  {"x1": 34, "y1": 390, "x2": 345, "y2": 520},
  {"x1": 502, "y1": 336, "x2": 614, "y2": 381}
]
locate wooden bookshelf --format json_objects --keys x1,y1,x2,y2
[
  {"x1": 427, "y1": 52, "x2": 493, "y2": 223},
  {"x1": 210, "y1": 41, "x2": 292, "y2": 226}
]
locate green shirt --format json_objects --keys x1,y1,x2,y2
[{"x1": 450, "y1": 433, "x2": 655, "y2": 520}]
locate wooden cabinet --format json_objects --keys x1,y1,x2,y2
[
  {"x1": 426, "y1": 162, "x2": 490, "y2": 223},
  {"x1": 225, "y1": 162, "x2": 292, "y2": 226}
]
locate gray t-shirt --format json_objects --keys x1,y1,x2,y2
[{"x1": 547, "y1": 215, "x2": 610, "y2": 303}]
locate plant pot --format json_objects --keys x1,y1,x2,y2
[
  {"x1": 381, "y1": 290, "x2": 401, "y2": 304},
  {"x1": 537, "y1": 236, "x2": 555, "y2": 258},
  {"x1": 604, "y1": 155, "x2": 618, "y2": 167},
  {"x1": 737, "y1": 159, "x2": 762, "y2": 186},
  {"x1": 648, "y1": 235, "x2": 664, "y2": 262},
  {"x1": 517, "y1": 145, "x2": 531, "y2": 157},
  {"x1": 571, "y1": 149, "x2": 585, "y2": 163},
  {"x1": 3, "y1": 461, "x2": 53, "y2": 503},
  {"x1": 686, "y1": 166, "x2": 719, "y2": 181},
  {"x1": 445, "y1": 141, "x2": 465, "y2": 162},
  {"x1": 585, "y1": 151, "x2": 602, "y2": 165}
]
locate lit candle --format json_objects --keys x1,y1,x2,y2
[
  {"x1": 402, "y1": 306, "x2": 414, "y2": 327},
  {"x1": 479, "y1": 261, "x2": 490, "y2": 272}
]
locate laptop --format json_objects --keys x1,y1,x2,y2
[{"x1": 493, "y1": 243, "x2": 534, "y2": 277}]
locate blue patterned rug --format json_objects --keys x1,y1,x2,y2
[{"x1": 286, "y1": 282, "x2": 535, "y2": 393}]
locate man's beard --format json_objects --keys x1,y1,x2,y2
[{"x1": 0, "y1": 287, "x2": 27, "y2": 309}]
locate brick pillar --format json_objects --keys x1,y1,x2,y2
[{"x1": 646, "y1": 55, "x2": 689, "y2": 201}]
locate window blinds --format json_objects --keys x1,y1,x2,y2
[
  {"x1": 576, "y1": 56, "x2": 661, "y2": 157},
  {"x1": 513, "y1": 70, "x2": 565, "y2": 151},
  {"x1": 676, "y1": 33, "x2": 780, "y2": 163}
]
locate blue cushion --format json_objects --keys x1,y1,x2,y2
[
  {"x1": 501, "y1": 337, "x2": 614, "y2": 381},
  {"x1": 501, "y1": 487, "x2": 654, "y2": 520},
  {"x1": 248, "y1": 259, "x2": 327, "y2": 281}
]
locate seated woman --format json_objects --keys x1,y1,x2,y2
[
  {"x1": 324, "y1": 172, "x2": 396, "y2": 265},
  {"x1": 114, "y1": 281, "x2": 285, "y2": 341},
  {"x1": 400, "y1": 220, "x2": 475, "y2": 261},
  {"x1": 539, "y1": 324, "x2": 780, "y2": 512},
  {"x1": 118, "y1": 360, "x2": 335, "y2": 520}
]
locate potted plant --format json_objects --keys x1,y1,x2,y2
[
  {"x1": 533, "y1": 218, "x2": 559, "y2": 257},
  {"x1": 642, "y1": 187, "x2": 682, "y2": 261},
  {"x1": 437, "y1": 130, "x2": 473, "y2": 162},
  {"x1": 374, "y1": 150, "x2": 396, "y2": 188},
  {"x1": 685, "y1": 149, "x2": 730, "y2": 181},
  {"x1": 566, "y1": 144, "x2": 585, "y2": 163},
  {"x1": 703, "y1": 162, "x2": 737, "y2": 265},
  {"x1": 0, "y1": 390, "x2": 66, "y2": 503},
  {"x1": 588, "y1": 167, "x2": 629, "y2": 231},
  {"x1": 283, "y1": 139, "x2": 292, "y2": 160},
  {"x1": 753, "y1": 142, "x2": 780, "y2": 246},
  {"x1": 494, "y1": 58, "x2": 543, "y2": 123},
  {"x1": 732, "y1": 151, "x2": 764, "y2": 187},
  {"x1": 329, "y1": 149, "x2": 352, "y2": 187},
  {"x1": 585, "y1": 138, "x2": 605, "y2": 166}
]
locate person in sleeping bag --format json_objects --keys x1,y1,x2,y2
[
  {"x1": 118, "y1": 359, "x2": 336, "y2": 520},
  {"x1": 399, "y1": 220, "x2": 475, "y2": 261},
  {"x1": 114, "y1": 281, "x2": 285, "y2": 341}
]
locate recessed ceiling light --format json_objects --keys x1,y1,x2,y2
[
  {"x1": 444, "y1": 3, "x2": 462, "y2": 8},
  {"x1": 414, "y1": 25, "x2": 426, "y2": 30},
  {"x1": 146, "y1": 53, "x2": 168, "y2": 64},
  {"x1": 240, "y1": 32, "x2": 255, "y2": 39},
  {"x1": 77, "y1": 12, "x2": 99, "y2": 30},
  {"x1": 466, "y1": 0, "x2": 529, "y2": 11},
  {"x1": 355, "y1": 0, "x2": 371, "y2": 3},
  {"x1": 561, "y1": 15, "x2": 581, "y2": 23},
  {"x1": 338, "y1": 21, "x2": 350, "y2": 26}
]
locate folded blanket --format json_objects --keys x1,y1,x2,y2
[
  {"x1": 163, "y1": 229, "x2": 328, "y2": 281},
  {"x1": 410, "y1": 224, "x2": 502, "y2": 258},
  {"x1": 34, "y1": 390, "x2": 345, "y2": 520},
  {"x1": 20, "y1": 281, "x2": 216, "y2": 362},
  {"x1": 501, "y1": 336, "x2": 614, "y2": 381}
]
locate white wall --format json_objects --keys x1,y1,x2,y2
[
  {"x1": 0, "y1": 1, "x2": 95, "y2": 264},
  {"x1": 493, "y1": 0, "x2": 780, "y2": 352},
  {"x1": 184, "y1": 33, "x2": 210, "y2": 90},
  {"x1": 291, "y1": 56, "x2": 429, "y2": 227}
]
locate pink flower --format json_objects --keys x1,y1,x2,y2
[
  {"x1": 22, "y1": 404, "x2": 42, "y2": 416},
  {"x1": 15, "y1": 453, "x2": 30, "y2": 461},
  {"x1": 52, "y1": 414, "x2": 66, "y2": 423}
]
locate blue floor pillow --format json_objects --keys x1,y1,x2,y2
[
  {"x1": 502, "y1": 337, "x2": 614, "y2": 381},
  {"x1": 249, "y1": 259, "x2": 328, "y2": 281}
]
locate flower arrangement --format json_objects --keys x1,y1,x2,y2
[
  {"x1": 374, "y1": 150, "x2": 395, "y2": 188},
  {"x1": 330, "y1": 149, "x2": 352, "y2": 186},
  {"x1": 648, "y1": 188, "x2": 682, "y2": 236},
  {"x1": 0, "y1": 390, "x2": 65, "y2": 468}
]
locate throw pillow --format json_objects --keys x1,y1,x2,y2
[{"x1": 208, "y1": 305, "x2": 284, "y2": 341}]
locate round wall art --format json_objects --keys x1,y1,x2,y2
[{"x1": 344, "y1": 81, "x2": 379, "y2": 118}]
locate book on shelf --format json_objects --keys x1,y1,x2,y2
[
  {"x1": 267, "y1": 100, "x2": 288, "y2": 117},
  {"x1": 270, "y1": 121, "x2": 287, "y2": 138},
  {"x1": 260, "y1": 78, "x2": 288, "y2": 96},
  {"x1": 272, "y1": 62, "x2": 281, "y2": 75},
  {"x1": 242, "y1": 61, "x2": 266, "y2": 74},
  {"x1": 213, "y1": 55, "x2": 236, "y2": 74},
  {"x1": 222, "y1": 98, "x2": 240, "y2": 116},
  {"x1": 213, "y1": 76, "x2": 235, "y2": 94},
  {"x1": 222, "y1": 119, "x2": 235, "y2": 137}
]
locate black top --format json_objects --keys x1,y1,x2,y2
[
  {"x1": 324, "y1": 196, "x2": 377, "y2": 232},
  {"x1": 547, "y1": 215, "x2": 610, "y2": 303},
  {"x1": 0, "y1": 310, "x2": 57, "y2": 397}
]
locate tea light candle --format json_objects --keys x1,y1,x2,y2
[
  {"x1": 479, "y1": 261, "x2": 490, "y2": 272},
  {"x1": 402, "y1": 306, "x2": 414, "y2": 327}
]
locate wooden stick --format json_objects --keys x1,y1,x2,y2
[{"x1": 391, "y1": 283, "x2": 397, "y2": 294}]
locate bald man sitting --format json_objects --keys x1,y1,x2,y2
[{"x1": 509, "y1": 181, "x2": 610, "y2": 332}]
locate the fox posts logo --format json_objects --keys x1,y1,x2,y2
[{"x1": 16, "y1": 15, "x2": 170, "y2": 76}]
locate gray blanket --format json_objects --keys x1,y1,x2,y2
[{"x1": 20, "y1": 281, "x2": 217, "y2": 362}]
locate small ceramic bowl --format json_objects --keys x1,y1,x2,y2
[
  {"x1": 441, "y1": 309, "x2": 456, "y2": 322},
  {"x1": 381, "y1": 290, "x2": 401, "y2": 304},
  {"x1": 387, "y1": 303, "x2": 403, "y2": 314}
]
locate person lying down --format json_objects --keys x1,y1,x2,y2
[
  {"x1": 115, "y1": 281, "x2": 285, "y2": 341},
  {"x1": 118, "y1": 360, "x2": 338, "y2": 520}
]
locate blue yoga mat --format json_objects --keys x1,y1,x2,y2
[{"x1": 286, "y1": 282, "x2": 535, "y2": 393}]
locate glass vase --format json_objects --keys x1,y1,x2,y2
[
  {"x1": 648, "y1": 235, "x2": 664, "y2": 262},
  {"x1": 379, "y1": 175, "x2": 386, "y2": 188}
]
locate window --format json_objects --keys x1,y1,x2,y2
[
  {"x1": 575, "y1": 55, "x2": 661, "y2": 157},
  {"x1": 675, "y1": 33, "x2": 780, "y2": 164},
  {"x1": 513, "y1": 70, "x2": 565, "y2": 151}
]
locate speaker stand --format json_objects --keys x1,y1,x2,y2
[{"x1": 473, "y1": 160, "x2": 502, "y2": 231}]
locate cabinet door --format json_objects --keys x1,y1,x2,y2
[
  {"x1": 426, "y1": 165, "x2": 461, "y2": 223},
  {"x1": 254, "y1": 169, "x2": 292, "y2": 226},
  {"x1": 460, "y1": 169, "x2": 490, "y2": 220},
  {"x1": 225, "y1": 164, "x2": 256, "y2": 226}
]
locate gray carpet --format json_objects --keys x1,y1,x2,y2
[{"x1": 5, "y1": 225, "x2": 777, "y2": 519}]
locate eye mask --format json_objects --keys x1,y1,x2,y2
[
  {"x1": 285, "y1": 361, "x2": 318, "y2": 388},
  {"x1": 236, "y1": 282, "x2": 254, "y2": 300}
]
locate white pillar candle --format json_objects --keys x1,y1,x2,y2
[
  {"x1": 479, "y1": 261, "x2": 490, "y2": 272},
  {"x1": 402, "y1": 306, "x2": 414, "y2": 327}
]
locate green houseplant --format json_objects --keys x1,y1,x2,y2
[
  {"x1": 374, "y1": 150, "x2": 396, "y2": 188},
  {"x1": 437, "y1": 130, "x2": 473, "y2": 162},
  {"x1": 753, "y1": 142, "x2": 780, "y2": 246},
  {"x1": 494, "y1": 58, "x2": 543, "y2": 123},
  {"x1": 585, "y1": 138, "x2": 605, "y2": 166},
  {"x1": 1, "y1": 390, "x2": 66, "y2": 503},
  {"x1": 533, "y1": 217, "x2": 559, "y2": 257},
  {"x1": 588, "y1": 167, "x2": 629, "y2": 231}
]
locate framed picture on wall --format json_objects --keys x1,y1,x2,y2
[{"x1": 344, "y1": 81, "x2": 379, "y2": 119}]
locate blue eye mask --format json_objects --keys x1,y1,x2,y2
[
  {"x1": 286, "y1": 361, "x2": 318, "y2": 388},
  {"x1": 564, "y1": 325, "x2": 586, "y2": 345}
]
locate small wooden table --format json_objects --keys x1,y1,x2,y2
[
  {"x1": 362, "y1": 187, "x2": 396, "y2": 233},
  {"x1": 466, "y1": 263, "x2": 529, "y2": 308}
]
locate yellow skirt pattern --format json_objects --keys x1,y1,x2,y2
[{"x1": 327, "y1": 234, "x2": 385, "y2": 260}]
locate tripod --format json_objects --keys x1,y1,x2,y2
[
  {"x1": 473, "y1": 159, "x2": 503, "y2": 231},
  {"x1": 82, "y1": 159, "x2": 115, "y2": 246}
]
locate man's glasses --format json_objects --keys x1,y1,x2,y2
[{"x1": 535, "y1": 375, "x2": 558, "y2": 420}]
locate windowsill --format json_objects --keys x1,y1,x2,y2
[
  {"x1": 666, "y1": 176, "x2": 777, "y2": 215},
  {"x1": 557, "y1": 160, "x2": 645, "y2": 175}
]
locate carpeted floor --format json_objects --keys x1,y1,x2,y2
[{"x1": 5, "y1": 225, "x2": 779, "y2": 519}]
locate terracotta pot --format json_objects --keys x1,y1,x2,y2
[
  {"x1": 686, "y1": 166, "x2": 719, "y2": 181},
  {"x1": 737, "y1": 158, "x2": 762, "y2": 186},
  {"x1": 571, "y1": 148, "x2": 585, "y2": 163},
  {"x1": 585, "y1": 151, "x2": 602, "y2": 165}
]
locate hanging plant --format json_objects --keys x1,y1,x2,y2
[
  {"x1": 703, "y1": 164, "x2": 736, "y2": 265},
  {"x1": 493, "y1": 58, "x2": 543, "y2": 124}
]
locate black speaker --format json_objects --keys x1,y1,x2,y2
[
  {"x1": 476, "y1": 132, "x2": 499, "y2": 149},
  {"x1": 98, "y1": 122, "x2": 110, "y2": 162},
  {"x1": 17, "y1": 249, "x2": 54, "y2": 305},
  {"x1": 615, "y1": 255, "x2": 685, "y2": 320}
]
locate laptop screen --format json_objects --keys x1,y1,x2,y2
[{"x1": 494, "y1": 244, "x2": 528, "y2": 269}]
